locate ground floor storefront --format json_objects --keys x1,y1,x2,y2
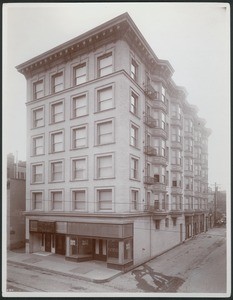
[
  {"x1": 185, "y1": 213, "x2": 207, "y2": 239},
  {"x1": 27, "y1": 219, "x2": 133, "y2": 271}
]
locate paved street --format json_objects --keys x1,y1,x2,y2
[{"x1": 6, "y1": 227, "x2": 227, "y2": 294}]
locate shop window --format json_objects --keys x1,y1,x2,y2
[
  {"x1": 107, "y1": 240, "x2": 119, "y2": 264},
  {"x1": 124, "y1": 239, "x2": 133, "y2": 262}
]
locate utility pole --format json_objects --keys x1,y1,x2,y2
[{"x1": 214, "y1": 182, "x2": 218, "y2": 226}]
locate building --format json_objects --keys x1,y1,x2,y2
[
  {"x1": 16, "y1": 13, "x2": 211, "y2": 270},
  {"x1": 208, "y1": 187, "x2": 226, "y2": 226},
  {"x1": 7, "y1": 153, "x2": 26, "y2": 249}
]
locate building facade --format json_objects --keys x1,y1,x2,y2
[
  {"x1": 16, "y1": 13, "x2": 211, "y2": 270},
  {"x1": 7, "y1": 153, "x2": 26, "y2": 249}
]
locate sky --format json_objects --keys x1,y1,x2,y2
[{"x1": 3, "y1": 3, "x2": 230, "y2": 194}]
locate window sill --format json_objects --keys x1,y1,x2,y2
[
  {"x1": 94, "y1": 177, "x2": 115, "y2": 180},
  {"x1": 70, "y1": 114, "x2": 89, "y2": 120},
  {"x1": 49, "y1": 120, "x2": 65, "y2": 125},
  {"x1": 70, "y1": 146, "x2": 89, "y2": 151},
  {"x1": 130, "y1": 144, "x2": 140, "y2": 151},
  {"x1": 129, "y1": 111, "x2": 140, "y2": 120},
  {"x1": 94, "y1": 107, "x2": 116, "y2": 114},
  {"x1": 70, "y1": 179, "x2": 88, "y2": 182},
  {"x1": 31, "y1": 182, "x2": 44, "y2": 185},
  {"x1": 94, "y1": 142, "x2": 115, "y2": 147}
]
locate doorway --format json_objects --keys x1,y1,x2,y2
[
  {"x1": 93, "y1": 239, "x2": 107, "y2": 261},
  {"x1": 55, "y1": 234, "x2": 66, "y2": 255},
  {"x1": 45, "y1": 233, "x2": 51, "y2": 252}
]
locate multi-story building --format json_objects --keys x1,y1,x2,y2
[
  {"x1": 7, "y1": 153, "x2": 26, "y2": 249},
  {"x1": 16, "y1": 13, "x2": 211, "y2": 270}
]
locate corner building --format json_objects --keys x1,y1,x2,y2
[{"x1": 17, "y1": 13, "x2": 211, "y2": 271}]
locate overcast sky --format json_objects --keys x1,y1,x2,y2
[{"x1": 3, "y1": 3, "x2": 230, "y2": 193}]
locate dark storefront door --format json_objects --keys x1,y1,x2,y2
[
  {"x1": 93, "y1": 239, "x2": 107, "y2": 261},
  {"x1": 45, "y1": 233, "x2": 51, "y2": 252},
  {"x1": 56, "y1": 234, "x2": 66, "y2": 255}
]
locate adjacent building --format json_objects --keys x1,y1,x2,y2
[
  {"x1": 7, "y1": 153, "x2": 26, "y2": 249},
  {"x1": 16, "y1": 13, "x2": 211, "y2": 270}
]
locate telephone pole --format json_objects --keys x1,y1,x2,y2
[{"x1": 214, "y1": 182, "x2": 218, "y2": 226}]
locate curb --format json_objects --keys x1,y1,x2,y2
[{"x1": 7, "y1": 260, "x2": 122, "y2": 284}]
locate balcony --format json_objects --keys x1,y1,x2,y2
[
  {"x1": 171, "y1": 140, "x2": 183, "y2": 150},
  {"x1": 171, "y1": 117, "x2": 183, "y2": 128},
  {"x1": 143, "y1": 176, "x2": 156, "y2": 185},
  {"x1": 151, "y1": 128, "x2": 167, "y2": 139},
  {"x1": 152, "y1": 100, "x2": 167, "y2": 113},
  {"x1": 169, "y1": 210, "x2": 183, "y2": 217},
  {"x1": 184, "y1": 131, "x2": 194, "y2": 139},
  {"x1": 184, "y1": 209, "x2": 194, "y2": 216},
  {"x1": 184, "y1": 170, "x2": 194, "y2": 177},
  {"x1": 170, "y1": 164, "x2": 183, "y2": 172},
  {"x1": 151, "y1": 182, "x2": 167, "y2": 192},
  {"x1": 144, "y1": 83, "x2": 158, "y2": 100},
  {"x1": 144, "y1": 145, "x2": 158, "y2": 156},
  {"x1": 151, "y1": 155, "x2": 168, "y2": 166},
  {"x1": 143, "y1": 115, "x2": 158, "y2": 128},
  {"x1": 171, "y1": 187, "x2": 183, "y2": 195}
]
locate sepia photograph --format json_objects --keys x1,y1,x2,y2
[{"x1": 2, "y1": 2, "x2": 230, "y2": 297}]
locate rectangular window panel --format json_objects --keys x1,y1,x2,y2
[
  {"x1": 51, "y1": 102, "x2": 63, "y2": 123},
  {"x1": 33, "y1": 108, "x2": 44, "y2": 128},
  {"x1": 131, "y1": 59, "x2": 137, "y2": 81},
  {"x1": 73, "y1": 158, "x2": 86, "y2": 180},
  {"x1": 34, "y1": 80, "x2": 44, "y2": 100},
  {"x1": 33, "y1": 192, "x2": 42, "y2": 210},
  {"x1": 98, "y1": 189, "x2": 112, "y2": 211},
  {"x1": 97, "y1": 87, "x2": 113, "y2": 111},
  {"x1": 98, "y1": 53, "x2": 112, "y2": 77},
  {"x1": 52, "y1": 191, "x2": 62, "y2": 210},
  {"x1": 51, "y1": 161, "x2": 62, "y2": 181},
  {"x1": 130, "y1": 125, "x2": 138, "y2": 147},
  {"x1": 130, "y1": 92, "x2": 138, "y2": 115},
  {"x1": 97, "y1": 155, "x2": 113, "y2": 178},
  {"x1": 131, "y1": 158, "x2": 138, "y2": 179},
  {"x1": 33, "y1": 164, "x2": 43, "y2": 183},
  {"x1": 132, "y1": 190, "x2": 138, "y2": 210},
  {"x1": 73, "y1": 127, "x2": 87, "y2": 148},
  {"x1": 74, "y1": 63, "x2": 86, "y2": 85},
  {"x1": 97, "y1": 121, "x2": 113, "y2": 145},
  {"x1": 73, "y1": 190, "x2": 86, "y2": 210},
  {"x1": 73, "y1": 95, "x2": 87, "y2": 118},
  {"x1": 52, "y1": 72, "x2": 63, "y2": 93},
  {"x1": 34, "y1": 136, "x2": 43, "y2": 155},
  {"x1": 52, "y1": 132, "x2": 63, "y2": 152}
]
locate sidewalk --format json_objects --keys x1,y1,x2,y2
[{"x1": 7, "y1": 250, "x2": 122, "y2": 283}]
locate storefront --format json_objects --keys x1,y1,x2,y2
[{"x1": 29, "y1": 220, "x2": 134, "y2": 271}]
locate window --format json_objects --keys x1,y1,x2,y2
[
  {"x1": 161, "y1": 167, "x2": 166, "y2": 184},
  {"x1": 131, "y1": 190, "x2": 139, "y2": 210},
  {"x1": 97, "y1": 189, "x2": 112, "y2": 211},
  {"x1": 33, "y1": 80, "x2": 44, "y2": 100},
  {"x1": 72, "y1": 190, "x2": 86, "y2": 211},
  {"x1": 185, "y1": 119, "x2": 193, "y2": 133},
  {"x1": 97, "y1": 86, "x2": 113, "y2": 112},
  {"x1": 52, "y1": 72, "x2": 64, "y2": 93},
  {"x1": 171, "y1": 149, "x2": 181, "y2": 165},
  {"x1": 161, "y1": 194, "x2": 166, "y2": 210},
  {"x1": 51, "y1": 191, "x2": 63, "y2": 210},
  {"x1": 171, "y1": 127, "x2": 181, "y2": 142},
  {"x1": 98, "y1": 52, "x2": 113, "y2": 77},
  {"x1": 32, "y1": 164, "x2": 43, "y2": 183},
  {"x1": 96, "y1": 120, "x2": 114, "y2": 145},
  {"x1": 72, "y1": 126, "x2": 87, "y2": 149},
  {"x1": 33, "y1": 135, "x2": 44, "y2": 156},
  {"x1": 131, "y1": 58, "x2": 138, "y2": 81},
  {"x1": 172, "y1": 172, "x2": 182, "y2": 187},
  {"x1": 161, "y1": 140, "x2": 166, "y2": 157},
  {"x1": 161, "y1": 112, "x2": 166, "y2": 130},
  {"x1": 72, "y1": 158, "x2": 87, "y2": 180},
  {"x1": 130, "y1": 92, "x2": 138, "y2": 115},
  {"x1": 155, "y1": 220, "x2": 160, "y2": 229},
  {"x1": 96, "y1": 154, "x2": 113, "y2": 179},
  {"x1": 33, "y1": 107, "x2": 44, "y2": 128},
  {"x1": 74, "y1": 63, "x2": 87, "y2": 85},
  {"x1": 130, "y1": 124, "x2": 139, "y2": 147},
  {"x1": 184, "y1": 158, "x2": 193, "y2": 171},
  {"x1": 153, "y1": 138, "x2": 166, "y2": 156},
  {"x1": 161, "y1": 86, "x2": 166, "y2": 102},
  {"x1": 154, "y1": 194, "x2": 160, "y2": 209},
  {"x1": 32, "y1": 192, "x2": 42, "y2": 210},
  {"x1": 172, "y1": 218, "x2": 177, "y2": 226},
  {"x1": 185, "y1": 177, "x2": 193, "y2": 190},
  {"x1": 51, "y1": 101, "x2": 64, "y2": 123},
  {"x1": 171, "y1": 103, "x2": 181, "y2": 119},
  {"x1": 51, "y1": 161, "x2": 63, "y2": 182},
  {"x1": 51, "y1": 131, "x2": 64, "y2": 153},
  {"x1": 72, "y1": 94, "x2": 88, "y2": 118},
  {"x1": 172, "y1": 195, "x2": 182, "y2": 210},
  {"x1": 130, "y1": 157, "x2": 139, "y2": 180},
  {"x1": 185, "y1": 138, "x2": 193, "y2": 152},
  {"x1": 165, "y1": 218, "x2": 169, "y2": 227}
]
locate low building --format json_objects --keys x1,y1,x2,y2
[
  {"x1": 7, "y1": 153, "x2": 26, "y2": 249},
  {"x1": 16, "y1": 13, "x2": 211, "y2": 270}
]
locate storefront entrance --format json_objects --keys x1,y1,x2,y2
[
  {"x1": 45, "y1": 233, "x2": 51, "y2": 252},
  {"x1": 56, "y1": 234, "x2": 66, "y2": 255},
  {"x1": 93, "y1": 239, "x2": 107, "y2": 261}
]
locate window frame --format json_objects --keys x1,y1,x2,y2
[
  {"x1": 50, "y1": 130, "x2": 64, "y2": 153},
  {"x1": 130, "y1": 90, "x2": 139, "y2": 116},
  {"x1": 31, "y1": 191, "x2": 43, "y2": 211},
  {"x1": 71, "y1": 124, "x2": 88, "y2": 149},
  {"x1": 32, "y1": 134, "x2": 44, "y2": 156},
  {"x1": 130, "y1": 155, "x2": 140, "y2": 181},
  {"x1": 131, "y1": 188, "x2": 139, "y2": 211},
  {"x1": 73, "y1": 62, "x2": 87, "y2": 86},
  {"x1": 50, "y1": 189, "x2": 64, "y2": 211},
  {"x1": 71, "y1": 92, "x2": 88, "y2": 119},
  {"x1": 130, "y1": 123, "x2": 139, "y2": 148},
  {"x1": 96, "y1": 187, "x2": 114, "y2": 212},
  {"x1": 50, "y1": 159, "x2": 64, "y2": 182},
  {"x1": 33, "y1": 79, "x2": 44, "y2": 100},
  {"x1": 97, "y1": 52, "x2": 113, "y2": 78},
  {"x1": 32, "y1": 106, "x2": 44, "y2": 128},
  {"x1": 50, "y1": 100, "x2": 65, "y2": 124},
  {"x1": 31, "y1": 162, "x2": 44, "y2": 184},
  {"x1": 95, "y1": 118, "x2": 115, "y2": 146},
  {"x1": 71, "y1": 156, "x2": 88, "y2": 181},
  {"x1": 95, "y1": 153, "x2": 114, "y2": 179},
  {"x1": 130, "y1": 58, "x2": 138, "y2": 81},
  {"x1": 51, "y1": 71, "x2": 64, "y2": 94},
  {"x1": 96, "y1": 85, "x2": 114, "y2": 113},
  {"x1": 72, "y1": 188, "x2": 87, "y2": 211}
]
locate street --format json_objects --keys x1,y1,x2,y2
[{"x1": 6, "y1": 227, "x2": 227, "y2": 294}]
